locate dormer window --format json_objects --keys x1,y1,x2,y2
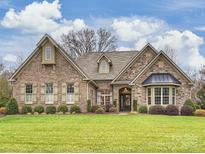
[
  {"x1": 99, "y1": 59, "x2": 109, "y2": 73},
  {"x1": 45, "y1": 46, "x2": 52, "y2": 60}
]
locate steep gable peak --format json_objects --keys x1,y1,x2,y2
[{"x1": 97, "y1": 53, "x2": 112, "y2": 64}]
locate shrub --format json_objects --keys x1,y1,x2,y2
[
  {"x1": 6, "y1": 98, "x2": 18, "y2": 115},
  {"x1": 109, "y1": 107, "x2": 117, "y2": 113},
  {"x1": 197, "y1": 102, "x2": 205, "y2": 110},
  {"x1": 133, "y1": 100, "x2": 137, "y2": 111},
  {"x1": 194, "y1": 109, "x2": 205, "y2": 117},
  {"x1": 149, "y1": 105, "x2": 165, "y2": 115},
  {"x1": 46, "y1": 106, "x2": 56, "y2": 114},
  {"x1": 184, "y1": 99, "x2": 196, "y2": 111},
  {"x1": 181, "y1": 105, "x2": 194, "y2": 116},
  {"x1": 70, "y1": 104, "x2": 81, "y2": 113},
  {"x1": 34, "y1": 106, "x2": 44, "y2": 114},
  {"x1": 0, "y1": 97, "x2": 9, "y2": 108},
  {"x1": 0, "y1": 107, "x2": 6, "y2": 114},
  {"x1": 165, "y1": 105, "x2": 179, "y2": 115},
  {"x1": 138, "y1": 106, "x2": 148, "y2": 113},
  {"x1": 87, "y1": 100, "x2": 92, "y2": 112},
  {"x1": 195, "y1": 104, "x2": 201, "y2": 110},
  {"x1": 57, "y1": 105, "x2": 68, "y2": 113},
  {"x1": 95, "y1": 107, "x2": 105, "y2": 114},
  {"x1": 91, "y1": 105, "x2": 99, "y2": 113},
  {"x1": 21, "y1": 105, "x2": 32, "y2": 114},
  {"x1": 105, "y1": 104, "x2": 113, "y2": 112}
]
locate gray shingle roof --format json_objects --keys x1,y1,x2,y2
[
  {"x1": 75, "y1": 51, "x2": 138, "y2": 80},
  {"x1": 142, "y1": 73, "x2": 181, "y2": 85}
]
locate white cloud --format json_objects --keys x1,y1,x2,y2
[
  {"x1": 3, "y1": 54, "x2": 17, "y2": 62},
  {"x1": 0, "y1": 0, "x2": 86, "y2": 39},
  {"x1": 111, "y1": 17, "x2": 205, "y2": 70},
  {"x1": 194, "y1": 26, "x2": 205, "y2": 31}
]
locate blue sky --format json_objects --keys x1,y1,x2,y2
[{"x1": 0, "y1": 0, "x2": 205, "y2": 71}]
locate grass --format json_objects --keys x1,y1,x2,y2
[{"x1": 0, "y1": 114, "x2": 205, "y2": 152}]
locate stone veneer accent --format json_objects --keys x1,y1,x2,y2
[{"x1": 133, "y1": 55, "x2": 192, "y2": 108}]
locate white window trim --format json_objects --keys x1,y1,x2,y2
[
  {"x1": 45, "y1": 83, "x2": 54, "y2": 104},
  {"x1": 97, "y1": 91, "x2": 112, "y2": 105},
  {"x1": 45, "y1": 46, "x2": 52, "y2": 61},
  {"x1": 99, "y1": 60, "x2": 109, "y2": 74},
  {"x1": 25, "y1": 84, "x2": 33, "y2": 104},
  {"x1": 146, "y1": 86, "x2": 176, "y2": 105},
  {"x1": 66, "y1": 83, "x2": 75, "y2": 104}
]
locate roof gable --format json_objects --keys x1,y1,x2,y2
[
  {"x1": 9, "y1": 34, "x2": 89, "y2": 81},
  {"x1": 130, "y1": 51, "x2": 193, "y2": 85},
  {"x1": 97, "y1": 53, "x2": 112, "y2": 64},
  {"x1": 111, "y1": 43, "x2": 158, "y2": 83}
]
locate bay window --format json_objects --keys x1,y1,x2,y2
[
  {"x1": 67, "y1": 83, "x2": 74, "y2": 104},
  {"x1": 25, "y1": 84, "x2": 33, "y2": 104},
  {"x1": 147, "y1": 87, "x2": 176, "y2": 105},
  {"x1": 45, "y1": 83, "x2": 53, "y2": 104}
]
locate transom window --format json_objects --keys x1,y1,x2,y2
[
  {"x1": 45, "y1": 46, "x2": 52, "y2": 60},
  {"x1": 97, "y1": 90, "x2": 112, "y2": 106},
  {"x1": 25, "y1": 84, "x2": 33, "y2": 104},
  {"x1": 147, "y1": 87, "x2": 176, "y2": 105},
  {"x1": 45, "y1": 83, "x2": 53, "y2": 104},
  {"x1": 99, "y1": 60, "x2": 109, "y2": 73},
  {"x1": 67, "y1": 83, "x2": 74, "y2": 104}
]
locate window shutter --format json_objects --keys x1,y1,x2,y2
[
  {"x1": 110, "y1": 92, "x2": 113, "y2": 104},
  {"x1": 54, "y1": 83, "x2": 58, "y2": 102},
  {"x1": 20, "y1": 84, "x2": 25, "y2": 102},
  {"x1": 62, "y1": 83, "x2": 67, "y2": 102},
  {"x1": 33, "y1": 83, "x2": 37, "y2": 102},
  {"x1": 41, "y1": 83, "x2": 45, "y2": 102},
  {"x1": 74, "y1": 82, "x2": 80, "y2": 103},
  {"x1": 97, "y1": 91, "x2": 101, "y2": 105}
]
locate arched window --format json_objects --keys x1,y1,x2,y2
[{"x1": 99, "y1": 59, "x2": 109, "y2": 73}]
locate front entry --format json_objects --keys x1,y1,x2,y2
[{"x1": 119, "y1": 88, "x2": 131, "y2": 112}]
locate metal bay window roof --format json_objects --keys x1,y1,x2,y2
[{"x1": 142, "y1": 73, "x2": 181, "y2": 86}]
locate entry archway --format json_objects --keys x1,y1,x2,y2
[{"x1": 119, "y1": 87, "x2": 131, "y2": 112}]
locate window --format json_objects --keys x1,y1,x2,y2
[
  {"x1": 97, "y1": 90, "x2": 112, "y2": 105},
  {"x1": 25, "y1": 84, "x2": 33, "y2": 104},
  {"x1": 45, "y1": 46, "x2": 52, "y2": 60},
  {"x1": 147, "y1": 87, "x2": 176, "y2": 105},
  {"x1": 147, "y1": 88, "x2": 151, "y2": 105},
  {"x1": 99, "y1": 60, "x2": 109, "y2": 73},
  {"x1": 67, "y1": 83, "x2": 74, "y2": 104},
  {"x1": 163, "y1": 88, "x2": 169, "y2": 104},
  {"x1": 172, "y1": 88, "x2": 176, "y2": 104},
  {"x1": 45, "y1": 83, "x2": 53, "y2": 104}
]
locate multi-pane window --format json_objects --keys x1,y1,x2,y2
[
  {"x1": 163, "y1": 88, "x2": 169, "y2": 104},
  {"x1": 154, "y1": 88, "x2": 161, "y2": 104},
  {"x1": 45, "y1": 46, "x2": 52, "y2": 60},
  {"x1": 67, "y1": 83, "x2": 74, "y2": 104},
  {"x1": 45, "y1": 83, "x2": 53, "y2": 104},
  {"x1": 172, "y1": 88, "x2": 176, "y2": 104},
  {"x1": 99, "y1": 60, "x2": 109, "y2": 73},
  {"x1": 147, "y1": 88, "x2": 151, "y2": 105},
  {"x1": 147, "y1": 87, "x2": 176, "y2": 105},
  {"x1": 97, "y1": 90, "x2": 112, "y2": 105},
  {"x1": 25, "y1": 84, "x2": 32, "y2": 103}
]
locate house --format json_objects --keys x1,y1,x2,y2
[{"x1": 9, "y1": 34, "x2": 193, "y2": 112}]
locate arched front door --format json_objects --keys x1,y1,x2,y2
[{"x1": 119, "y1": 87, "x2": 131, "y2": 112}]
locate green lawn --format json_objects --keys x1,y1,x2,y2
[{"x1": 0, "y1": 114, "x2": 205, "y2": 153}]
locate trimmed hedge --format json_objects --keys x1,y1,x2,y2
[
  {"x1": 184, "y1": 99, "x2": 197, "y2": 111},
  {"x1": 46, "y1": 106, "x2": 56, "y2": 114},
  {"x1": 113, "y1": 100, "x2": 117, "y2": 107},
  {"x1": 6, "y1": 98, "x2": 18, "y2": 115},
  {"x1": 34, "y1": 106, "x2": 44, "y2": 114},
  {"x1": 133, "y1": 100, "x2": 138, "y2": 111},
  {"x1": 95, "y1": 107, "x2": 105, "y2": 114},
  {"x1": 197, "y1": 102, "x2": 205, "y2": 110},
  {"x1": 194, "y1": 109, "x2": 205, "y2": 117},
  {"x1": 138, "y1": 106, "x2": 148, "y2": 113},
  {"x1": 70, "y1": 104, "x2": 81, "y2": 113},
  {"x1": 149, "y1": 105, "x2": 165, "y2": 115},
  {"x1": 21, "y1": 105, "x2": 32, "y2": 114},
  {"x1": 87, "y1": 100, "x2": 92, "y2": 112},
  {"x1": 57, "y1": 105, "x2": 68, "y2": 113},
  {"x1": 181, "y1": 105, "x2": 194, "y2": 116},
  {"x1": 165, "y1": 105, "x2": 179, "y2": 115}
]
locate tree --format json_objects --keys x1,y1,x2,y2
[
  {"x1": 61, "y1": 28, "x2": 117, "y2": 58},
  {"x1": 163, "y1": 45, "x2": 177, "y2": 63}
]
